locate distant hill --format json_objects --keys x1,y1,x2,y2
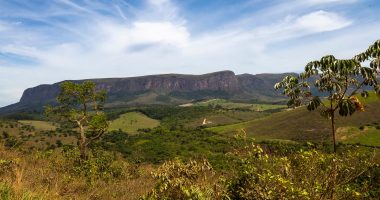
[
  {"x1": 210, "y1": 94, "x2": 380, "y2": 144},
  {"x1": 0, "y1": 71, "x2": 295, "y2": 114}
]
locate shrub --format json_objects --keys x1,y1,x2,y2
[
  {"x1": 225, "y1": 143, "x2": 376, "y2": 200},
  {"x1": 0, "y1": 182, "x2": 13, "y2": 200},
  {"x1": 0, "y1": 158, "x2": 19, "y2": 177},
  {"x1": 142, "y1": 159, "x2": 218, "y2": 200},
  {"x1": 50, "y1": 147, "x2": 128, "y2": 185},
  {"x1": 55, "y1": 140, "x2": 63, "y2": 147},
  {"x1": 2, "y1": 132, "x2": 9, "y2": 139}
]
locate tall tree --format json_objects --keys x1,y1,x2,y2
[
  {"x1": 45, "y1": 81, "x2": 108, "y2": 160},
  {"x1": 275, "y1": 40, "x2": 380, "y2": 152}
]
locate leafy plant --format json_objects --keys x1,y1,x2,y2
[
  {"x1": 225, "y1": 142, "x2": 376, "y2": 199},
  {"x1": 142, "y1": 159, "x2": 218, "y2": 200},
  {"x1": 49, "y1": 147, "x2": 127, "y2": 185},
  {"x1": 45, "y1": 81, "x2": 108, "y2": 160},
  {"x1": 275, "y1": 40, "x2": 380, "y2": 152}
]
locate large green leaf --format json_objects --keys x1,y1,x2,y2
[
  {"x1": 306, "y1": 97, "x2": 321, "y2": 111},
  {"x1": 338, "y1": 99, "x2": 356, "y2": 116}
]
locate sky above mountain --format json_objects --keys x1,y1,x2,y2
[{"x1": 0, "y1": 0, "x2": 380, "y2": 106}]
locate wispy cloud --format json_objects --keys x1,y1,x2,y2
[
  {"x1": 303, "y1": 0, "x2": 358, "y2": 5},
  {"x1": 0, "y1": 0, "x2": 379, "y2": 107}
]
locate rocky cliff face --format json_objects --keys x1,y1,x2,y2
[
  {"x1": 94, "y1": 70, "x2": 239, "y2": 93},
  {"x1": 237, "y1": 73, "x2": 297, "y2": 98},
  {"x1": 1, "y1": 71, "x2": 292, "y2": 113},
  {"x1": 20, "y1": 84, "x2": 61, "y2": 104}
]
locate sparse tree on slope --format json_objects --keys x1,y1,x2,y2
[
  {"x1": 275, "y1": 40, "x2": 380, "y2": 152},
  {"x1": 45, "y1": 81, "x2": 108, "y2": 160}
]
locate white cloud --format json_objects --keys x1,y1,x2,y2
[
  {"x1": 128, "y1": 22, "x2": 189, "y2": 48},
  {"x1": 302, "y1": 0, "x2": 357, "y2": 5},
  {"x1": 295, "y1": 10, "x2": 351, "y2": 32},
  {"x1": 142, "y1": 0, "x2": 180, "y2": 23},
  {"x1": 148, "y1": 0, "x2": 170, "y2": 6},
  {"x1": 245, "y1": 10, "x2": 351, "y2": 44},
  {"x1": 93, "y1": 21, "x2": 190, "y2": 54}
]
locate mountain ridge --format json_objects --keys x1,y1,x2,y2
[{"x1": 0, "y1": 71, "x2": 295, "y2": 114}]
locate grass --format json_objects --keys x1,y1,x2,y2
[
  {"x1": 18, "y1": 120, "x2": 56, "y2": 131},
  {"x1": 193, "y1": 99, "x2": 286, "y2": 111},
  {"x1": 135, "y1": 105, "x2": 272, "y2": 129},
  {"x1": 182, "y1": 110, "x2": 271, "y2": 128},
  {"x1": 338, "y1": 125, "x2": 380, "y2": 147},
  {"x1": 0, "y1": 144, "x2": 155, "y2": 200},
  {"x1": 210, "y1": 95, "x2": 380, "y2": 143},
  {"x1": 0, "y1": 119, "x2": 77, "y2": 150},
  {"x1": 108, "y1": 112, "x2": 160, "y2": 134}
]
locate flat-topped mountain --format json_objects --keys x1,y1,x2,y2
[{"x1": 0, "y1": 71, "x2": 294, "y2": 114}]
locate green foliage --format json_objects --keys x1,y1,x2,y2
[
  {"x1": 275, "y1": 39, "x2": 380, "y2": 152},
  {"x1": 0, "y1": 182, "x2": 13, "y2": 200},
  {"x1": 45, "y1": 81, "x2": 108, "y2": 159},
  {"x1": 224, "y1": 143, "x2": 377, "y2": 199},
  {"x1": 1, "y1": 113, "x2": 37, "y2": 121},
  {"x1": 49, "y1": 147, "x2": 128, "y2": 185},
  {"x1": 0, "y1": 158, "x2": 19, "y2": 177},
  {"x1": 155, "y1": 94, "x2": 171, "y2": 103},
  {"x1": 193, "y1": 99, "x2": 286, "y2": 111},
  {"x1": 100, "y1": 128, "x2": 232, "y2": 169},
  {"x1": 2, "y1": 136, "x2": 22, "y2": 148},
  {"x1": 142, "y1": 159, "x2": 217, "y2": 200},
  {"x1": 138, "y1": 133, "x2": 380, "y2": 199},
  {"x1": 169, "y1": 90, "x2": 230, "y2": 100},
  {"x1": 137, "y1": 106, "x2": 214, "y2": 123}
]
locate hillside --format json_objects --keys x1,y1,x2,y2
[
  {"x1": 0, "y1": 71, "x2": 293, "y2": 114},
  {"x1": 211, "y1": 94, "x2": 380, "y2": 144}
]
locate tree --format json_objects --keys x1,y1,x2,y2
[
  {"x1": 45, "y1": 81, "x2": 108, "y2": 160},
  {"x1": 275, "y1": 40, "x2": 380, "y2": 152}
]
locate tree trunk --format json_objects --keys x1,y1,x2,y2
[
  {"x1": 331, "y1": 111, "x2": 336, "y2": 153},
  {"x1": 79, "y1": 124, "x2": 88, "y2": 160},
  {"x1": 79, "y1": 143, "x2": 87, "y2": 160}
]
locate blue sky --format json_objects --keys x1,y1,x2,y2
[{"x1": 0, "y1": 0, "x2": 380, "y2": 107}]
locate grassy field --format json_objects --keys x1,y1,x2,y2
[
  {"x1": 193, "y1": 99, "x2": 286, "y2": 111},
  {"x1": 0, "y1": 112, "x2": 160, "y2": 149},
  {"x1": 184, "y1": 110, "x2": 271, "y2": 128},
  {"x1": 210, "y1": 95, "x2": 380, "y2": 144},
  {"x1": 18, "y1": 120, "x2": 56, "y2": 131},
  {"x1": 175, "y1": 100, "x2": 286, "y2": 128},
  {"x1": 337, "y1": 124, "x2": 380, "y2": 147},
  {"x1": 108, "y1": 112, "x2": 160, "y2": 134}
]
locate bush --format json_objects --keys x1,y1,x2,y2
[
  {"x1": 55, "y1": 140, "x2": 63, "y2": 147},
  {"x1": 224, "y1": 143, "x2": 376, "y2": 199},
  {"x1": 2, "y1": 132, "x2": 9, "y2": 139},
  {"x1": 50, "y1": 147, "x2": 129, "y2": 185},
  {"x1": 142, "y1": 159, "x2": 218, "y2": 200},
  {"x1": 0, "y1": 182, "x2": 13, "y2": 200},
  {"x1": 0, "y1": 158, "x2": 19, "y2": 177}
]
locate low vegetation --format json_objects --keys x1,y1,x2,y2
[{"x1": 1, "y1": 135, "x2": 379, "y2": 199}]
